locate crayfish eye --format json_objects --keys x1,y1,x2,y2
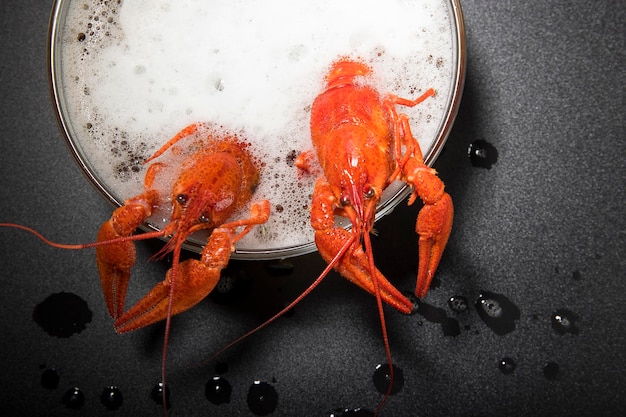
[
  {"x1": 363, "y1": 186, "x2": 375, "y2": 199},
  {"x1": 199, "y1": 213, "x2": 211, "y2": 224},
  {"x1": 176, "y1": 193, "x2": 189, "y2": 205},
  {"x1": 340, "y1": 194, "x2": 351, "y2": 206}
]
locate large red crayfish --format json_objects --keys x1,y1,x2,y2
[{"x1": 296, "y1": 57, "x2": 454, "y2": 412}]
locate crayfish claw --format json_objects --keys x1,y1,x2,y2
[
  {"x1": 95, "y1": 220, "x2": 137, "y2": 319},
  {"x1": 315, "y1": 228, "x2": 413, "y2": 315},
  {"x1": 415, "y1": 193, "x2": 453, "y2": 298},
  {"x1": 114, "y1": 259, "x2": 221, "y2": 333}
]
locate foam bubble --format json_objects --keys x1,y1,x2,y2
[{"x1": 56, "y1": 0, "x2": 458, "y2": 255}]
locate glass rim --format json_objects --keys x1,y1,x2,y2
[{"x1": 48, "y1": 0, "x2": 466, "y2": 260}]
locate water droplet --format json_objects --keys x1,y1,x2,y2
[
  {"x1": 543, "y1": 362, "x2": 560, "y2": 380},
  {"x1": 33, "y1": 292, "x2": 92, "y2": 338},
  {"x1": 475, "y1": 291, "x2": 520, "y2": 335},
  {"x1": 498, "y1": 358, "x2": 516, "y2": 374},
  {"x1": 247, "y1": 380, "x2": 278, "y2": 416},
  {"x1": 205, "y1": 376, "x2": 232, "y2": 405},
  {"x1": 62, "y1": 387, "x2": 85, "y2": 410},
  {"x1": 100, "y1": 386, "x2": 123, "y2": 410},
  {"x1": 41, "y1": 368, "x2": 59, "y2": 390},
  {"x1": 151, "y1": 382, "x2": 171, "y2": 409},
  {"x1": 468, "y1": 139, "x2": 498, "y2": 169},
  {"x1": 551, "y1": 309, "x2": 580, "y2": 335},
  {"x1": 478, "y1": 298, "x2": 503, "y2": 318},
  {"x1": 448, "y1": 295, "x2": 468, "y2": 313},
  {"x1": 372, "y1": 363, "x2": 404, "y2": 395}
]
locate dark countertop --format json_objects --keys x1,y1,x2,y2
[{"x1": 1, "y1": 0, "x2": 624, "y2": 416}]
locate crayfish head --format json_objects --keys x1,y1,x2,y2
[
  {"x1": 346, "y1": 186, "x2": 381, "y2": 236},
  {"x1": 326, "y1": 58, "x2": 372, "y2": 89},
  {"x1": 168, "y1": 152, "x2": 242, "y2": 242},
  {"x1": 329, "y1": 127, "x2": 391, "y2": 236},
  {"x1": 335, "y1": 168, "x2": 384, "y2": 237}
]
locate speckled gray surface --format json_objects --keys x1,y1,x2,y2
[{"x1": 1, "y1": 0, "x2": 625, "y2": 416}]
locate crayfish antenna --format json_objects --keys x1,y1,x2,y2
[
  {"x1": 0, "y1": 223, "x2": 92, "y2": 250},
  {"x1": 201, "y1": 234, "x2": 357, "y2": 365},
  {"x1": 363, "y1": 232, "x2": 395, "y2": 416},
  {"x1": 159, "y1": 241, "x2": 183, "y2": 417},
  {"x1": 0, "y1": 222, "x2": 167, "y2": 249}
]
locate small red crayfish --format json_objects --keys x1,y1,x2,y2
[{"x1": 1, "y1": 123, "x2": 270, "y2": 412}]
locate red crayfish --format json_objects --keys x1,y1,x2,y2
[{"x1": 1, "y1": 123, "x2": 270, "y2": 410}]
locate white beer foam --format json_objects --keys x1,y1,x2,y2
[{"x1": 58, "y1": 0, "x2": 456, "y2": 254}]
